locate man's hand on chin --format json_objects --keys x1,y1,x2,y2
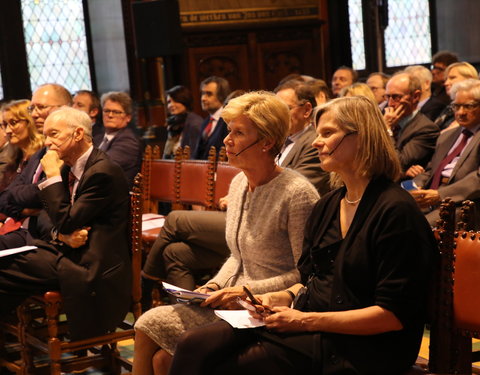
[{"x1": 40, "y1": 150, "x2": 64, "y2": 178}]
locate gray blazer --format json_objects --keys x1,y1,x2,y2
[
  {"x1": 414, "y1": 126, "x2": 480, "y2": 226},
  {"x1": 396, "y1": 111, "x2": 440, "y2": 170},
  {"x1": 280, "y1": 125, "x2": 330, "y2": 196}
]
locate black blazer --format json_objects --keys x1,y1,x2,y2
[
  {"x1": 396, "y1": 112, "x2": 440, "y2": 170},
  {"x1": 0, "y1": 147, "x2": 47, "y2": 219},
  {"x1": 37, "y1": 148, "x2": 131, "y2": 340},
  {"x1": 193, "y1": 117, "x2": 229, "y2": 160},
  {"x1": 93, "y1": 127, "x2": 142, "y2": 188}
]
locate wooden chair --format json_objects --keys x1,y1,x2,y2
[
  {"x1": 0, "y1": 174, "x2": 143, "y2": 375},
  {"x1": 177, "y1": 147, "x2": 216, "y2": 208},
  {"x1": 213, "y1": 161, "x2": 241, "y2": 209},
  {"x1": 428, "y1": 199, "x2": 480, "y2": 374}
]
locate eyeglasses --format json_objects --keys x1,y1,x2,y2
[
  {"x1": 431, "y1": 64, "x2": 446, "y2": 72},
  {"x1": 27, "y1": 104, "x2": 59, "y2": 114},
  {"x1": 451, "y1": 102, "x2": 480, "y2": 112},
  {"x1": 288, "y1": 102, "x2": 306, "y2": 111},
  {"x1": 1, "y1": 119, "x2": 26, "y2": 128},
  {"x1": 103, "y1": 109, "x2": 126, "y2": 117},
  {"x1": 385, "y1": 94, "x2": 408, "y2": 102}
]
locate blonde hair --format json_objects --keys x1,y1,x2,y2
[
  {"x1": 339, "y1": 82, "x2": 377, "y2": 104},
  {"x1": 221, "y1": 91, "x2": 289, "y2": 156},
  {"x1": 2, "y1": 99, "x2": 44, "y2": 155},
  {"x1": 445, "y1": 62, "x2": 478, "y2": 80},
  {"x1": 314, "y1": 96, "x2": 401, "y2": 187}
]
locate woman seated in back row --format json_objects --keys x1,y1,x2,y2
[
  {"x1": 0, "y1": 99, "x2": 44, "y2": 191},
  {"x1": 168, "y1": 96, "x2": 437, "y2": 375},
  {"x1": 133, "y1": 91, "x2": 320, "y2": 375}
]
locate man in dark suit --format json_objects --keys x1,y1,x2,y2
[
  {"x1": 274, "y1": 79, "x2": 329, "y2": 195},
  {"x1": 192, "y1": 76, "x2": 231, "y2": 159},
  {"x1": 411, "y1": 79, "x2": 480, "y2": 227},
  {"x1": 73, "y1": 89, "x2": 103, "y2": 138},
  {"x1": 0, "y1": 107, "x2": 131, "y2": 340},
  {"x1": 93, "y1": 91, "x2": 142, "y2": 188},
  {"x1": 384, "y1": 72, "x2": 440, "y2": 172},
  {"x1": 405, "y1": 65, "x2": 448, "y2": 121}
]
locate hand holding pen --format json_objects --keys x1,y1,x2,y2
[{"x1": 238, "y1": 286, "x2": 273, "y2": 317}]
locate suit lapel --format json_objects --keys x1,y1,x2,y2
[
  {"x1": 75, "y1": 148, "x2": 101, "y2": 198},
  {"x1": 450, "y1": 128, "x2": 480, "y2": 177},
  {"x1": 280, "y1": 125, "x2": 314, "y2": 168}
]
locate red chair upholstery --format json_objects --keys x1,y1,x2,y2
[{"x1": 214, "y1": 162, "x2": 241, "y2": 208}]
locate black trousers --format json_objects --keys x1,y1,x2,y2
[
  {"x1": 169, "y1": 320, "x2": 317, "y2": 375},
  {"x1": 0, "y1": 240, "x2": 60, "y2": 316},
  {"x1": 143, "y1": 210, "x2": 230, "y2": 291}
]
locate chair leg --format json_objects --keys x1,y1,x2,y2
[
  {"x1": 16, "y1": 304, "x2": 34, "y2": 374},
  {"x1": 44, "y1": 295, "x2": 62, "y2": 375}
]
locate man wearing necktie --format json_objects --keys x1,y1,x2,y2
[
  {"x1": 0, "y1": 107, "x2": 131, "y2": 340},
  {"x1": 411, "y1": 79, "x2": 480, "y2": 228},
  {"x1": 192, "y1": 76, "x2": 231, "y2": 159}
]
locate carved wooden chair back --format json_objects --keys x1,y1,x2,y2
[
  {"x1": 0, "y1": 174, "x2": 143, "y2": 375},
  {"x1": 177, "y1": 147, "x2": 216, "y2": 208}
]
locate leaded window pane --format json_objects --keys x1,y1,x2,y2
[
  {"x1": 384, "y1": 0, "x2": 431, "y2": 67},
  {"x1": 21, "y1": 0, "x2": 92, "y2": 92},
  {"x1": 348, "y1": 0, "x2": 366, "y2": 71}
]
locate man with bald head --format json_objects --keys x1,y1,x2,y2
[
  {"x1": 29, "y1": 83, "x2": 72, "y2": 133},
  {"x1": 384, "y1": 72, "x2": 440, "y2": 172}
]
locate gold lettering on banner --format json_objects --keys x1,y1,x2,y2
[{"x1": 181, "y1": 6, "x2": 318, "y2": 27}]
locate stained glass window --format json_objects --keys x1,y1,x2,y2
[
  {"x1": 384, "y1": 0, "x2": 431, "y2": 67},
  {"x1": 349, "y1": 0, "x2": 431, "y2": 70},
  {"x1": 21, "y1": 0, "x2": 92, "y2": 93},
  {"x1": 348, "y1": 0, "x2": 366, "y2": 71}
]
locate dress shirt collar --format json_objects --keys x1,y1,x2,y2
[
  {"x1": 71, "y1": 145, "x2": 94, "y2": 180},
  {"x1": 210, "y1": 107, "x2": 223, "y2": 122}
]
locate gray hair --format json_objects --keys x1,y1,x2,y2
[
  {"x1": 45, "y1": 106, "x2": 92, "y2": 140},
  {"x1": 451, "y1": 79, "x2": 480, "y2": 101},
  {"x1": 404, "y1": 65, "x2": 433, "y2": 86}
]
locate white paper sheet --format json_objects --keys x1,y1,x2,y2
[
  {"x1": 142, "y1": 218, "x2": 165, "y2": 231},
  {"x1": 142, "y1": 213, "x2": 164, "y2": 221},
  {"x1": 0, "y1": 245, "x2": 37, "y2": 258},
  {"x1": 215, "y1": 310, "x2": 266, "y2": 329},
  {"x1": 162, "y1": 282, "x2": 209, "y2": 302}
]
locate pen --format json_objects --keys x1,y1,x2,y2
[{"x1": 243, "y1": 286, "x2": 260, "y2": 305}]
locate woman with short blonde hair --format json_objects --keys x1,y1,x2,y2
[
  {"x1": 221, "y1": 90, "x2": 289, "y2": 157},
  {"x1": 134, "y1": 91, "x2": 319, "y2": 375}
]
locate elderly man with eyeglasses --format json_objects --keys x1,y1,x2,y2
[
  {"x1": 407, "y1": 79, "x2": 480, "y2": 228},
  {"x1": 384, "y1": 71, "x2": 440, "y2": 173},
  {"x1": 92, "y1": 91, "x2": 142, "y2": 189}
]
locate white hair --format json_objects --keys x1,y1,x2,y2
[
  {"x1": 404, "y1": 65, "x2": 433, "y2": 87},
  {"x1": 45, "y1": 106, "x2": 92, "y2": 140}
]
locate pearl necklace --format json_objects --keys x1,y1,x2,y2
[{"x1": 344, "y1": 193, "x2": 361, "y2": 205}]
